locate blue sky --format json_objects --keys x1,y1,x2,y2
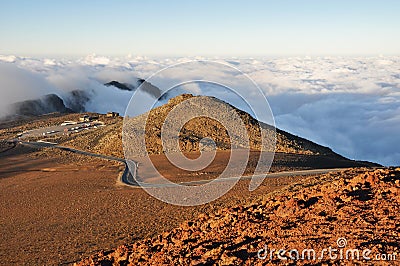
[{"x1": 0, "y1": 0, "x2": 399, "y2": 56}]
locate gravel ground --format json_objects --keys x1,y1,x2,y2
[
  {"x1": 0, "y1": 148, "x2": 308, "y2": 265},
  {"x1": 78, "y1": 168, "x2": 400, "y2": 266}
]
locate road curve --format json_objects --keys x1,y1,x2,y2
[
  {"x1": 16, "y1": 140, "x2": 349, "y2": 188},
  {"x1": 17, "y1": 140, "x2": 139, "y2": 186}
]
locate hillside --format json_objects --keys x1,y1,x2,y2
[
  {"x1": 9, "y1": 94, "x2": 377, "y2": 170},
  {"x1": 77, "y1": 167, "x2": 400, "y2": 265},
  {"x1": 0, "y1": 94, "x2": 387, "y2": 265},
  {"x1": 123, "y1": 94, "x2": 343, "y2": 157},
  {"x1": 1, "y1": 93, "x2": 379, "y2": 175}
]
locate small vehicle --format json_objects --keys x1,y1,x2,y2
[{"x1": 61, "y1": 121, "x2": 77, "y2": 126}]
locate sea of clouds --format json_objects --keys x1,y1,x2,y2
[{"x1": 0, "y1": 54, "x2": 399, "y2": 166}]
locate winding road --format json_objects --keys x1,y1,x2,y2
[
  {"x1": 177, "y1": 168, "x2": 349, "y2": 186},
  {"x1": 16, "y1": 140, "x2": 139, "y2": 185},
  {"x1": 14, "y1": 140, "x2": 348, "y2": 188}
]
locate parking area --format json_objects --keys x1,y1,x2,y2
[{"x1": 18, "y1": 121, "x2": 105, "y2": 139}]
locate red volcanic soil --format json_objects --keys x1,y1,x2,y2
[
  {"x1": 77, "y1": 168, "x2": 400, "y2": 266},
  {"x1": 138, "y1": 150, "x2": 374, "y2": 184},
  {"x1": 0, "y1": 147, "x2": 313, "y2": 265}
]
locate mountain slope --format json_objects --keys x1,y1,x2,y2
[
  {"x1": 11, "y1": 94, "x2": 73, "y2": 117},
  {"x1": 77, "y1": 168, "x2": 400, "y2": 265},
  {"x1": 4, "y1": 79, "x2": 165, "y2": 119},
  {"x1": 24, "y1": 94, "x2": 377, "y2": 170},
  {"x1": 123, "y1": 94, "x2": 345, "y2": 157}
]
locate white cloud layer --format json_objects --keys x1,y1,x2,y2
[{"x1": 0, "y1": 55, "x2": 399, "y2": 166}]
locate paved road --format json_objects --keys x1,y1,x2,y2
[
  {"x1": 17, "y1": 140, "x2": 138, "y2": 186},
  {"x1": 178, "y1": 168, "x2": 349, "y2": 186},
  {"x1": 19, "y1": 141, "x2": 123, "y2": 161},
  {"x1": 16, "y1": 140, "x2": 349, "y2": 188}
]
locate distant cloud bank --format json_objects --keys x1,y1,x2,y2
[{"x1": 0, "y1": 54, "x2": 399, "y2": 166}]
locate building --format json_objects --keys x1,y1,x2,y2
[
  {"x1": 106, "y1": 112, "x2": 119, "y2": 117},
  {"x1": 79, "y1": 115, "x2": 91, "y2": 122}
]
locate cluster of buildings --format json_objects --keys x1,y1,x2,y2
[{"x1": 78, "y1": 112, "x2": 119, "y2": 122}]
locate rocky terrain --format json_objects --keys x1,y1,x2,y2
[
  {"x1": 0, "y1": 144, "x2": 315, "y2": 265},
  {"x1": 1, "y1": 94, "x2": 377, "y2": 171},
  {"x1": 0, "y1": 94, "x2": 385, "y2": 265},
  {"x1": 123, "y1": 94, "x2": 347, "y2": 157},
  {"x1": 11, "y1": 93, "x2": 73, "y2": 116},
  {"x1": 1, "y1": 94, "x2": 339, "y2": 160},
  {"x1": 14, "y1": 94, "x2": 337, "y2": 160},
  {"x1": 77, "y1": 168, "x2": 400, "y2": 265},
  {"x1": 0, "y1": 93, "x2": 378, "y2": 175}
]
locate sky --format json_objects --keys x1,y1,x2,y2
[{"x1": 0, "y1": 0, "x2": 399, "y2": 56}]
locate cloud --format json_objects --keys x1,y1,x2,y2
[
  {"x1": 0, "y1": 55, "x2": 398, "y2": 166},
  {"x1": 243, "y1": 56, "x2": 400, "y2": 166},
  {"x1": 273, "y1": 93, "x2": 400, "y2": 165},
  {"x1": 0, "y1": 62, "x2": 59, "y2": 116},
  {"x1": 84, "y1": 85, "x2": 133, "y2": 115},
  {"x1": 0, "y1": 55, "x2": 17, "y2": 63},
  {"x1": 79, "y1": 54, "x2": 111, "y2": 66}
]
